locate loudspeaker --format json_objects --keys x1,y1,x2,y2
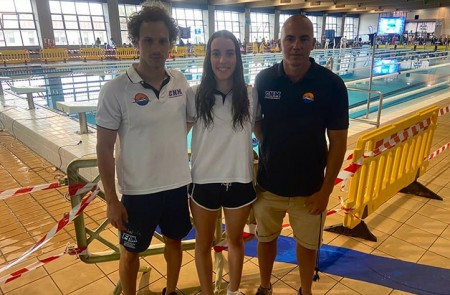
[{"x1": 414, "y1": 15, "x2": 419, "y2": 20}]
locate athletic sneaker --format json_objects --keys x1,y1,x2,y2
[
  {"x1": 161, "y1": 287, "x2": 177, "y2": 295},
  {"x1": 227, "y1": 289, "x2": 245, "y2": 295},
  {"x1": 255, "y1": 285, "x2": 272, "y2": 295}
]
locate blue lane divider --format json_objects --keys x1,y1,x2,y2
[{"x1": 242, "y1": 235, "x2": 450, "y2": 295}]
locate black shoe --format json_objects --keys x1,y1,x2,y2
[
  {"x1": 162, "y1": 287, "x2": 177, "y2": 295},
  {"x1": 255, "y1": 285, "x2": 272, "y2": 295}
]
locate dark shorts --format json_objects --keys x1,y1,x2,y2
[
  {"x1": 189, "y1": 182, "x2": 256, "y2": 211},
  {"x1": 119, "y1": 185, "x2": 192, "y2": 253}
]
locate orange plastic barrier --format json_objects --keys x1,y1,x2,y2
[
  {"x1": 193, "y1": 45, "x2": 205, "y2": 56},
  {"x1": 326, "y1": 105, "x2": 441, "y2": 241},
  {"x1": 252, "y1": 42, "x2": 259, "y2": 54},
  {"x1": 270, "y1": 46, "x2": 280, "y2": 53},
  {"x1": 0, "y1": 49, "x2": 31, "y2": 64},
  {"x1": 80, "y1": 48, "x2": 106, "y2": 61},
  {"x1": 171, "y1": 46, "x2": 188, "y2": 58},
  {"x1": 40, "y1": 48, "x2": 69, "y2": 63},
  {"x1": 115, "y1": 47, "x2": 139, "y2": 60}
]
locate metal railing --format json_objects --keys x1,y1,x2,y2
[
  {"x1": 66, "y1": 157, "x2": 227, "y2": 295},
  {"x1": 347, "y1": 87, "x2": 384, "y2": 127}
]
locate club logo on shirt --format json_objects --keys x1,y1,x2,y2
[
  {"x1": 264, "y1": 91, "x2": 281, "y2": 100},
  {"x1": 302, "y1": 92, "x2": 315, "y2": 103},
  {"x1": 169, "y1": 89, "x2": 183, "y2": 98},
  {"x1": 133, "y1": 93, "x2": 149, "y2": 106}
]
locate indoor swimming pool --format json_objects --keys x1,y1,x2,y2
[{"x1": 0, "y1": 47, "x2": 449, "y2": 127}]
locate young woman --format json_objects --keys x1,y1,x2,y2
[{"x1": 187, "y1": 30, "x2": 258, "y2": 295}]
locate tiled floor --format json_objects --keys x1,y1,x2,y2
[{"x1": 0, "y1": 89, "x2": 450, "y2": 294}]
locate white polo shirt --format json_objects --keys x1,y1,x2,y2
[
  {"x1": 186, "y1": 85, "x2": 258, "y2": 184},
  {"x1": 96, "y1": 65, "x2": 191, "y2": 195}
]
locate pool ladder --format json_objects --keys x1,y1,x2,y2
[{"x1": 347, "y1": 87, "x2": 384, "y2": 128}]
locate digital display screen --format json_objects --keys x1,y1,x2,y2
[
  {"x1": 378, "y1": 17, "x2": 406, "y2": 35},
  {"x1": 373, "y1": 58, "x2": 399, "y2": 75}
]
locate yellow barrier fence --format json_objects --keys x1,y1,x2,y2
[
  {"x1": 80, "y1": 47, "x2": 105, "y2": 61},
  {"x1": 381, "y1": 44, "x2": 449, "y2": 51},
  {"x1": 0, "y1": 49, "x2": 31, "y2": 64},
  {"x1": 326, "y1": 105, "x2": 441, "y2": 241},
  {"x1": 115, "y1": 47, "x2": 139, "y2": 60},
  {"x1": 193, "y1": 45, "x2": 205, "y2": 56},
  {"x1": 171, "y1": 46, "x2": 188, "y2": 58},
  {"x1": 40, "y1": 48, "x2": 69, "y2": 63},
  {"x1": 252, "y1": 42, "x2": 259, "y2": 54}
]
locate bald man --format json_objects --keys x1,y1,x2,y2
[{"x1": 252, "y1": 15, "x2": 349, "y2": 295}]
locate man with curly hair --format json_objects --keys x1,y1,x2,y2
[{"x1": 96, "y1": 2, "x2": 191, "y2": 295}]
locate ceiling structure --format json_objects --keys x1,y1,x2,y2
[{"x1": 189, "y1": 0, "x2": 450, "y2": 14}]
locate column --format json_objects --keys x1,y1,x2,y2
[
  {"x1": 274, "y1": 10, "x2": 280, "y2": 41},
  {"x1": 107, "y1": 0, "x2": 122, "y2": 46},
  {"x1": 245, "y1": 8, "x2": 250, "y2": 46},
  {"x1": 208, "y1": 5, "x2": 215, "y2": 38},
  {"x1": 321, "y1": 13, "x2": 327, "y2": 43},
  {"x1": 340, "y1": 14, "x2": 346, "y2": 37},
  {"x1": 31, "y1": 0, "x2": 54, "y2": 48}
]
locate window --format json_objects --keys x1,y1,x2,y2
[
  {"x1": 344, "y1": 17, "x2": 356, "y2": 40},
  {"x1": 250, "y1": 12, "x2": 270, "y2": 44},
  {"x1": 325, "y1": 16, "x2": 338, "y2": 35},
  {"x1": 49, "y1": 0, "x2": 108, "y2": 46},
  {"x1": 0, "y1": 0, "x2": 38, "y2": 47},
  {"x1": 172, "y1": 7, "x2": 205, "y2": 44},
  {"x1": 278, "y1": 14, "x2": 292, "y2": 37},
  {"x1": 215, "y1": 10, "x2": 241, "y2": 41},
  {"x1": 306, "y1": 15, "x2": 319, "y2": 40},
  {"x1": 118, "y1": 3, "x2": 140, "y2": 44}
]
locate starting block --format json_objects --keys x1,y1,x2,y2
[
  {"x1": 10, "y1": 85, "x2": 46, "y2": 110},
  {"x1": 0, "y1": 76, "x2": 11, "y2": 106},
  {"x1": 56, "y1": 101, "x2": 97, "y2": 134}
]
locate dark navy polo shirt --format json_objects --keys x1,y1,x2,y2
[{"x1": 255, "y1": 58, "x2": 349, "y2": 197}]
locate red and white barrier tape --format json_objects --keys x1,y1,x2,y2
[
  {"x1": 335, "y1": 156, "x2": 364, "y2": 188},
  {"x1": 439, "y1": 105, "x2": 450, "y2": 117},
  {"x1": 326, "y1": 196, "x2": 362, "y2": 221},
  {"x1": 0, "y1": 187, "x2": 100, "y2": 274},
  {"x1": 335, "y1": 117, "x2": 431, "y2": 189},
  {"x1": 0, "y1": 181, "x2": 97, "y2": 201},
  {"x1": 371, "y1": 117, "x2": 431, "y2": 157},
  {"x1": 0, "y1": 246, "x2": 87, "y2": 285},
  {"x1": 345, "y1": 104, "x2": 449, "y2": 162},
  {"x1": 0, "y1": 181, "x2": 63, "y2": 200},
  {"x1": 68, "y1": 182, "x2": 98, "y2": 197},
  {"x1": 425, "y1": 142, "x2": 450, "y2": 161}
]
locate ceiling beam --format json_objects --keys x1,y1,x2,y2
[
  {"x1": 247, "y1": 0, "x2": 308, "y2": 8},
  {"x1": 208, "y1": 0, "x2": 450, "y2": 13},
  {"x1": 209, "y1": 0, "x2": 265, "y2": 5}
]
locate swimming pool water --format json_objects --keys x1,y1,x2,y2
[{"x1": 2, "y1": 48, "x2": 449, "y2": 129}]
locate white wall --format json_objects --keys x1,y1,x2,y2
[
  {"x1": 358, "y1": 13, "x2": 379, "y2": 41},
  {"x1": 406, "y1": 7, "x2": 450, "y2": 36}
]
